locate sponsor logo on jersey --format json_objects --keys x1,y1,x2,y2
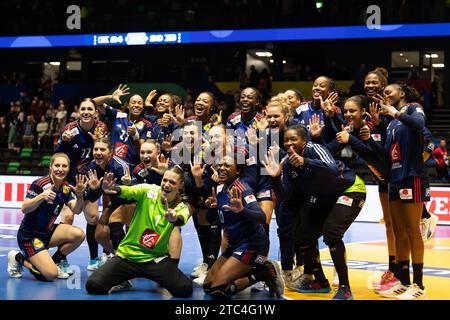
[
  {"x1": 416, "y1": 107, "x2": 425, "y2": 115},
  {"x1": 390, "y1": 142, "x2": 402, "y2": 162},
  {"x1": 359, "y1": 199, "x2": 365, "y2": 208},
  {"x1": 94, "y1": 126, "x2": 105, "y2": 137},
  {"x1": 73, "y1": 144, "x2": 79, "y2": 148},
  {"x1": 234, "y1": 251, "x2": 242, "y2": 256},
  {"x1": 117, "y1": 112, "x2": 127, "y2": 119},
  {"x1": 337, "y1": 195, "x2": 354, "y2": 206},
  {"x1": 256, "y1": 190, "x2": 271, "y2": 199},
  {"x1": 114, "y1": 142, "x2": 128, "y2": 159},
  {"x1": 371, "y1": 133, "x2": 381, "y2": 142},
  {"x1": 33, "y1": 238, "x2": 44, "y2": 250},
  {"x1": 296, "y1": 104, "x2": 309, "y2": 114},
  {"x1": 230, "y1": 114, "x2": 241, "y2": 125},
  {"x1": 70, "y1": 127, "x2": 80, "y2": 136},
  {"x1": 139, "y1": 228, "x2": 160, "y2": 250},
  {"x1": 27, "y1": 190, "x2": 38, "y2": 197},
  {"x1": 244, "y1": 194, "x2": 257, "y2": 204},
  {"x1": 399, "y1": 188, "x2": 413, "y2": 200},
  {"x1": 42, "y1": 183, "x2": 52, "y2": 191},
  {"x1": 146, "y1": 189, "x2": 158, "y2": 200}
]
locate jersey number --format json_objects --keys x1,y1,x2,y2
[
  {"x1": 119, "y1": 130, "x2": 129, "y2": 143},
  {"x1": 81, "y1": 148, "x2": 91, "y2": 159}
]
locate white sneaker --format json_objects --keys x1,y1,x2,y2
[
  {"x1": 191, "y1": 262, "x2": 208, "y2": 278},
  {"x1": 332, "y1": 268, "x2": 339, "y2": 287},
  {"x1": 396, "y1": 283, "x2": 426, "y2": 300},
  {"x1": 7, "y1": 250, "x2": 23, "y2": 278},
  {"x1": 87, "y1": 258, "x2": 99, "y2": 271},
  {"x1": 98, "y1": 253, "x2": 113, "y2": 268},
  {"x1": 282, "y1": 270, "x2": 295, "y2": 290},
  {"x1": 251, "y1": 281, "x2": 267, "y2": 291},
  {"x1": 56, "y1": 263, "x2": 70, "y2": 279},
  {"x1": 193, "y1": 273, "x2": 207, "y2": 286},
  {"x1": 59, "y1": 259, "x2": 74, "y2": 275},
  {"x1": 421, "y1": 214, "x2": 439, "y2": 242},
  {"x1": 378, "y1": 282, "x2": 408, "y2": 298},
  {"x1": 291, "y1": 265, "x2": 304, "y2": 281}
]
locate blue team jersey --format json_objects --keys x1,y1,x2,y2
[
  {"x1": 132, "y1": 162, "x2": 163, "y2": 185},
  {"x1": 145, "y1": 114, "x2": 179, "y2": 145},
  {"x1": 19, "y1": 176, "x2": 75, "y2": 237},
  {"x1": 385, "y1": 103, "x2": 427, "y2": 183},
  {"x1": 216, "y1": 179, "x2": 267, "y2": 250},
  {"x1": 226, "y1": 111, "x2": 264, "y2": 145},
  {"x1": 290, "y1": 101, "x2": 324, "y2": 128},
  {"x1": 55, "y1": 120, "x2": 108, "y2": 182},
  {"x1": 281, "y1": 142, "x2": 356, "y2": 199},
  {"x1": 104, "y1": 106, "x2": 153, "y2": 166}
]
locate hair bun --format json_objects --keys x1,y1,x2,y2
[{"x1": 374, "y1": 67, "x2": 389, "y2": 79}]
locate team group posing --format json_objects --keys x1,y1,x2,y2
[{"x1": 7, "y1": 67, "x2": 437, "y2": 300}]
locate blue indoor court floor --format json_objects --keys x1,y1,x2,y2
[{"x1": 1, "y1": 208, "x2": 449, "y2": 300}]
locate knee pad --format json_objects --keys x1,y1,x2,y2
[
  {"x1": 209, "y1": 282, "x2": 238, "y2": 300},
  {"x1": 29, "y1": 266, "x2": 52, "y2": 282}
]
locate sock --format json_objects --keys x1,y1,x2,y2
[
  {"x1": 328, "y1": 240, "x2": 349, "y2": 287},
  {"x1": 388, "y1": 255, "x2": 396, "y2": 274},
  {"x1": 109, "y1": 222, "x2": 125, "y2": 250},
  {"x1": 206, "y1": 224, "x2": 221, "y2": 268},
  {"x1": 86, "y1": 224, "x2": 98, "y2": 260},
  {"x1": 15, "y1": 252, "x2": 25, "y2": 265},
  {"x1": 170, "y1": 258, "x2": 180, "y2": 266},
  {"x1": 398, "y1": 260, "x2": 411, "y2": 286},
  {"x1": 295, "y1": 248, "x2": 304, "y2": 268},
  {"x1": 421, "y1": 204, "x2": 431, "y2": 219},
  {"x1": 197, "y1": 225, "x2": 210, "y2": 264},
  {"x1": 303, "y1": 244, "x2": 326, "y2": 282},
  {"x1": 52, "y1": 249, "x2": 66, "y2": 265},
  {"x1": 412, "y1": 263, "x2": 424, "y2": 289}
]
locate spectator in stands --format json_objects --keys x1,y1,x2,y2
[
  {"x1": 56, "y1": 103, "x2": 68, "y2": 128},
  {"x1": 36, "y1": 115, "x2": 49, "y2": 147},
  {"x1": 432, "y1": 139, "x2": 450, "y2": 182},
  {"x1": 0, "y1": 117, "x2": 7, "y2": 148},
  {"x1": 69, "y1": 105, "x2": 80, "y2": 121},
  {"x1": 22, "y1": 115, "x2": 36, "y2": 148},
  {"x1": 30, "y1": 98, "x2": 43, "y2": 123},
  {"x1": 249, "y1": 65, "x2": 259, "y2": 88}
]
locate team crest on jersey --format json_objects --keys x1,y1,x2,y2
[
  {"x1": 139, "y1": 228, "x2": 160, "y2": 250},
  {"x1": 94, "y1": 127, "x2": 105, "y2": 137},
  {"x1": 33, "y1": 238, "x2": 44, "y2": 250},
  {"x1": 336, "y1": 195, "x2": 353, "y2": 206},
  {"x1": 371, "y1": 134, "x2": 381, "y2": 142},
  {"x1": 255, "y1": 255, "x2": 266, "y2": 265},
  {"x1": 399, "y1": 188, "x2": 413, "y2": 200},
  {"x1": 138, "y1": 168, "x2": 148, "y2": 178},
  {"x1": 63, "y1": 185, "x2": 70, "y2": 195},
  {"x1": 114, "y1": 142, "x2": 128, "y2": 159},
  {"x1": 135, "y1": 121, "x2": 144, "y2": 130}
]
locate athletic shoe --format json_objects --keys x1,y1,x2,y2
[
  {"x1": 298, "y1": 279, "x2": 331, "y2": 293},
  {"x1": 56, "y1": 263, "x2": 70, "y2": 279},
  {"x1": 251, "y1": 281, "x2": 268, "y2": 291},
  {"x1": 191, "y1": 262, "x2": 208, "y2": 278},
  {"x1": 396, "y1": 283, "x2": 426, "y2": 300},
  {"x1": 7, "y1": 250, "x2": 23, "y2": 278},
  {"x1": 372, "y1": 270, "x2": 395, "y2": 289},
  {"x1": 263, "y1": 260, "x2": 285, "y2": 297},
  {"x1": 193, "y1": 273, "x2": 207, "y2": 286},
  {"x1": 421, "y1": 213, "x2": 439, "y2": 242},
  {"x1": 87, "y1": 258, "x2": 99, "y2": 271},
  {"x1": 59, "y1": 259, "x2": 74, "y2": 275},
  {"x1": 377, "y1": 282, "x2": 407, "y2": 298},
  {"x1": 108, "y1": 280, "x2": 133, "y2": 294},
  {"x1": 282, "y1": 270, "x2": 295, "y2": 290},
  {"x1": 332, "y1": 285, "x2": 353, "y2": 300},
  {"x1": 98, "y1": 253, "x2": 113, "y2": 268},
  {"x1": 332, "y1": 268, "x2": 339, "y2": 287},
  {"x1": 290, "y1": 273, "x2": 314, "y2": 290},
  {"x1": 375, "y1": 275, "x2": 401, "y2": 294},
  {"x1": 291, "y1": 265, "x2": 304, "y2": 281}
]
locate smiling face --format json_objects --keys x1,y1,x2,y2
[
  {"x1": 215, "y1": 156, "x2": 240, "y2": 184},
  {"x1": 194, "y1": 93, "x2": 213, "y2": 119},
  {"x1": 364, "y1": 73, "x2": 384, "y2": 99},
  {"x1": 285, "y1": 90, "x2": 302, "y2": 109},
  {"x1": 284, "y1": 128, "x2": 306, "y2": 155},
  {"x1": 156, "y1": 94, "x2": 173, "y2": 113},
  {"x1": 383, "y1": 84, "x2": 404, "y2": 108},
  {"x1": 140, "y1": 142, "x2": 159, "y2": 168},
  {"x1": 182, "y1": 123, "x2": 201, "y2": 150},
  {"x1": 239, "y1": 88, "x2": 258, "y2": 115},
  {"x1": 127, "y1": 95, "x2": 144, "y2": 118},
  {"x1": 160, "y1": 170, "x2": 183, "y2": 203},
  {"x1": 49, "y1": 155, "x2": 70, "y2": 183},
  {"x1": 266, "y1": 105, "x2": 288, "y2": 131},
  {"x1": 311, "y1": 76, "x2": 330, "y2": 101},
  {"x1": 93, "y1": 141, "x2": 112, "y2": 167},
  {"x1": 79, "y1": 100, "x2": 97, "y2": 125},
  {"x1": 207, "y1": 125, "x2": 226, "y2": 150},
  {"x1": 344, "y1": 100, "x2": 364, "y2": 128}
]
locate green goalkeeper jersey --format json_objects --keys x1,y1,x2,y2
[{"x1": 115, "y1": 184, "x2": 190, "y2": 263}]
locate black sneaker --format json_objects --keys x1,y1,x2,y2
[
  {"x1": 263, "y1": 260, "x2": 285, "y2": 298},
  {"x1": 332, "y1": 285, "x2": 353, "y2": 300}
]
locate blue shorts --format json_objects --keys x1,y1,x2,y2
[
  {"x1": 222, "y1": 243, "x2": 268, "y2": 268},
  {"x1": 17, "y1": 224, "x2": 58, "y2": 259},
  {"x1": 389, "y1": 177, "x2": 430, "y2": 203}
]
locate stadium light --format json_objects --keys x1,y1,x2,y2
[{"x1": 255, "y1": 51, "x2": 272, "y2": 57}]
